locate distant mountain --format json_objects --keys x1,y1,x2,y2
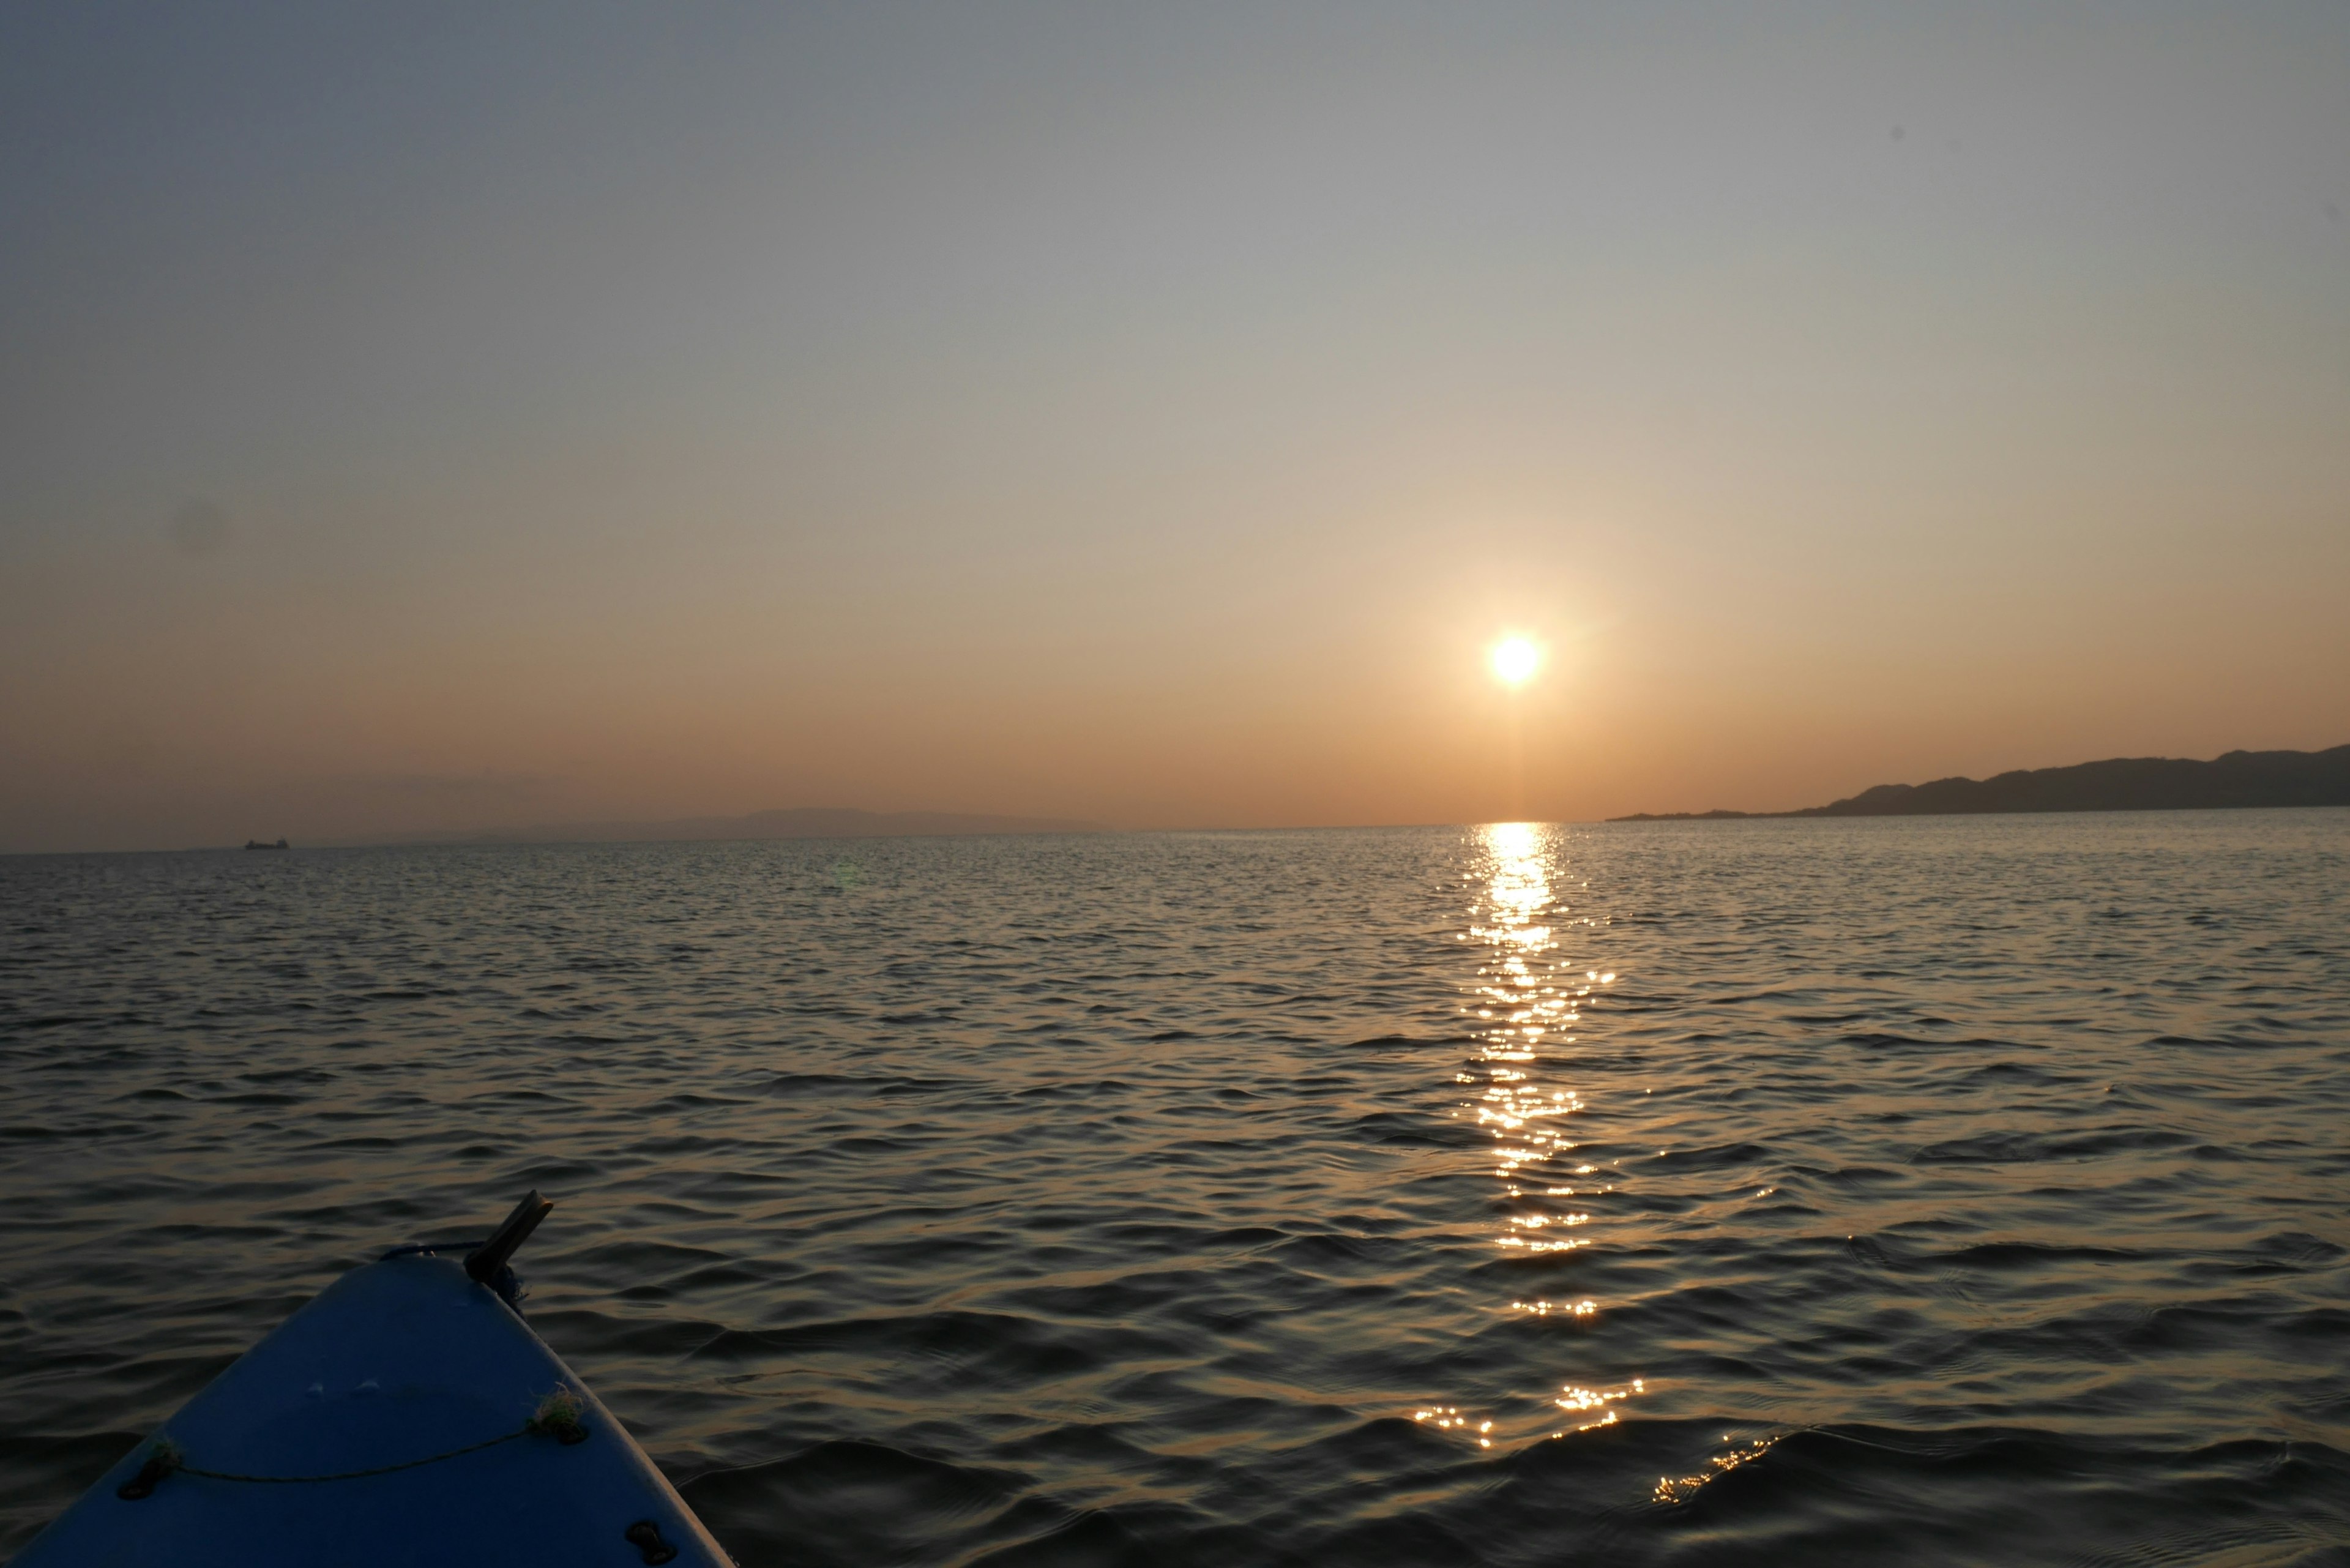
[
  {"x1": 1613, "y1": 744, "x2": 2350, "y2": 822},
  {"x1": 358, "y1": 807, "x2": 1108, "y2": 847}
]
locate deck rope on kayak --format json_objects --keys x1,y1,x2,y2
[{"x1": 116, "y1": 1389, "x2": 588, "y2": 1498}]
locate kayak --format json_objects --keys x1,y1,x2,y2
[{"x1": 15, "y1": 1193, "x2": 732, "y2": 1567}]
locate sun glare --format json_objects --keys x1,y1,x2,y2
[{"x1": 1489, "y1": 637, "x2": 1541, "y2": 687}]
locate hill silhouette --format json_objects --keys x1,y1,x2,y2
[{"x1": 1614, "y1": 744, "x2": 2350, "y2": 821}]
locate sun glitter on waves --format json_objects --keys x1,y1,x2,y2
[{"x1": 1407, "y1": 821, "x2": 1651, "y2": 1455}]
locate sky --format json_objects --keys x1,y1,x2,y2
[{"x1": 3, "y1": 2, "x2": 2346, "y2": 852}]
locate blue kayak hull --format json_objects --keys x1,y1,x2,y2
[{"x1": 15, "y1": 1252, "x2": 731, "y2": 1567}]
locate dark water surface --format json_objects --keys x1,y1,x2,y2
[{"x1": 4, "y1": 815, "x2": 2348, "y2": 1565}]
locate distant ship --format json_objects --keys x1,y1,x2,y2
[{"x1": 244, "y1": 838, "x2": 289, "y2": 851}]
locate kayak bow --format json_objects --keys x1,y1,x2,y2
[{"x1": 17, "y1": 1193, "x2": 731, "y2": 1567}]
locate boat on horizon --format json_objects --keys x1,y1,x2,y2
[
  {"x1": 16, "y1": 1193, "x2": 733, "y2": 1567},
  {"x1": 243, "y1": 838, "x2": 289, "y2": 850}
]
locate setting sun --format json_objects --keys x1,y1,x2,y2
[{"x1": 1490, "y1": 637, "x2": 1541, "y2": 687}]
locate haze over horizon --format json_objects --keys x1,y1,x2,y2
[{"x1": 6, "y1": 4, "x2": 2348, "y2": 854}]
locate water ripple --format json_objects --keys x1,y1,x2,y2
[{"x1": 2, "y1": 812, "x2": 2346, "y2": 1564}]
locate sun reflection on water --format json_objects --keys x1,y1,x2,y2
[
  {"x1": 1426, "y1": 823, "x2": 1647, "y2": 1450},
  {"x1": 1654, "y1": 1434, "x2": 1782, "y2": 1504}
]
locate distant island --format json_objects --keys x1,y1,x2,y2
[
  {"x1": 1613, "y1": 744, "x2": 2350, "y2": 821},
  {"x1": 359, "y1": 807, "x2": 1107, "y2": 848}
]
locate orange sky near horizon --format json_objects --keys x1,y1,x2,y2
[{"x1": 3, "y1": 4, "x2": 2347, "y2": 853}]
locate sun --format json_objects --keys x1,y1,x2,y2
[{"x1": 1489, "y1": 636, "x2": 1541, "y2": 687}]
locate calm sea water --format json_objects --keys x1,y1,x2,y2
[{"x1": 3, "y1": 815, "x2": 2347, "y2": 1566}]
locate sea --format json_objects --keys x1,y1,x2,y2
[{"x1": 2, "y1": 813, "x2": 2346, "y2": 1566}]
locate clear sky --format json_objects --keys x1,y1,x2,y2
[{"x1": 4, "y1": 2, "x2": 2346, "y2": 851}]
